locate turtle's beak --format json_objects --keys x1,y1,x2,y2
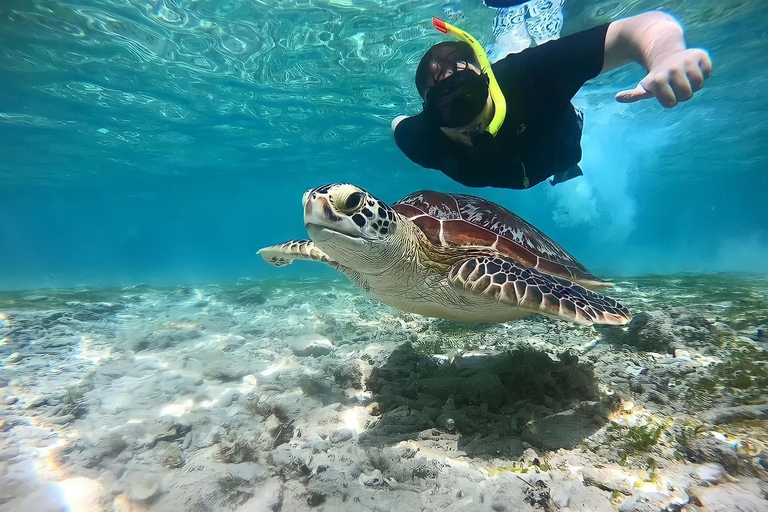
[
  {"x1": 304, "y1": 194, "x2": 342, "y2": 226},
  {"x1": 302, "y1": 189, "x2": 313, "y2": 216},
  {"x1": 303, "y1": 189, "x2": 360, "y2": 240}
]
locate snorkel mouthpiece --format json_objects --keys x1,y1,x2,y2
[{"x1": 432, "y1": 17, "x2": 507, "y2": 137}]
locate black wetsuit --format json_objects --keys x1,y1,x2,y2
[{"x1": 394, "y1": 24, "x2": 609, "y2": 190}]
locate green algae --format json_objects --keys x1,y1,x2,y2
[
  {"x1": 623, "y1": 273, "x2": 768, "y2": 330},
  {"x1": 686, "y1": 339, "x2": 768, "y2": 408},
  {"x1": 606, "y1": 418, "x2": 673, "y2": 465}
]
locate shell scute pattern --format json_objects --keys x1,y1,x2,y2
[
  {"x1": 396, "y1": 191, "x2": 463, "y2": 220},
  {"x1": 393, "y1": 190, "x2": 602, "y2": 284}
]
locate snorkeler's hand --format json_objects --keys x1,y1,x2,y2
[{"x1": 615, "y1": 48, "x2": 712, "y2": 108}]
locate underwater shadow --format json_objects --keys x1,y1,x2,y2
[{"x1": 359, "y1": 342, "x2": 614, "y2": 458}]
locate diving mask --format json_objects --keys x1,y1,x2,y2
[
  {"x1": 425, "y1": 69, "x2": 490, "y2": 128},
  {"x1": 432, "y1": 18, "x2": 507, "y2": 137}
]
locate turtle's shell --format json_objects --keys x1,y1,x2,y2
[{"x1": 393, "y1": 190, "x2": 609, "y2": 288}]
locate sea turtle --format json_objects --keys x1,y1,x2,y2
[{"x1": 258, "y1": 184, "x2": 631, "y2": 326}]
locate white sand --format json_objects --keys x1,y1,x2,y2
[{"x1": 0, "y1": 277, "x2": 766, "y2": 511}]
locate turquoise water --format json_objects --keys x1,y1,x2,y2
[{"x1": 0, "y1": 0, "x2": 766, "y2": 290}]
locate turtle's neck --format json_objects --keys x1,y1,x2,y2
[{"x1": 349, "y1": 214, "x2": 424, "y2": 296}]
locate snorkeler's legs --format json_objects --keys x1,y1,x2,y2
[
  {"x1": 488, "y1": 4, "x2": 531, "y2": 61},
  {"x1": 485, "y1": 0, "x2": 566, "y2": 61},
  {"x1": 549, "y1": 164, "x2": 583, "y2": 186},
  {"x1": 525, "y1": 0, "x2": 565, "y2": 45}
]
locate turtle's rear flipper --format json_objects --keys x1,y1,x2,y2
[
  {"x1": 448, "y1": 256, "x2": 631, "y2": 326},
  {"x1": 258, "y1": 240, "x2": 333, "y2": 267}
]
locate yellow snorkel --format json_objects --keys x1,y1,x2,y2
[{"x1": 432, "y1": 17, "x2": 507, "y2": 137}]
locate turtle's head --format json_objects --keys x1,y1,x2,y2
[{"x1": 303, "y1": 184, "x2": 399, "y2": 271}]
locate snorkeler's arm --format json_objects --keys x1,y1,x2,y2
[{"x1": 603, "y1": 11, "x2": 712, "y2": 108}]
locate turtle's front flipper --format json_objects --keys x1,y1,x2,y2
[
  {"x1": 448, "y1": 256, "x2": 631, "y2": 326},
  {"x1": 258, "y1": 240, "x2": 334, "y2": 267}
]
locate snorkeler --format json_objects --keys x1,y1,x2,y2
[{"x1": 392, "y1": 11, "x2": 713, "y2": 189}]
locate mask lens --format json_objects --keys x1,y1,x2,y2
[{"x1": 424, "y1": 70, "x2": 489, "y2": 128}]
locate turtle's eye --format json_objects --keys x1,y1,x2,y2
[{"x1": 340, "y1": 192, "x2": 363, "y2": 213}]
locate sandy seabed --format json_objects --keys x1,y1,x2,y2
[{"x1": 1, "y1": 274, "x2": 767, "y2": 512}]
